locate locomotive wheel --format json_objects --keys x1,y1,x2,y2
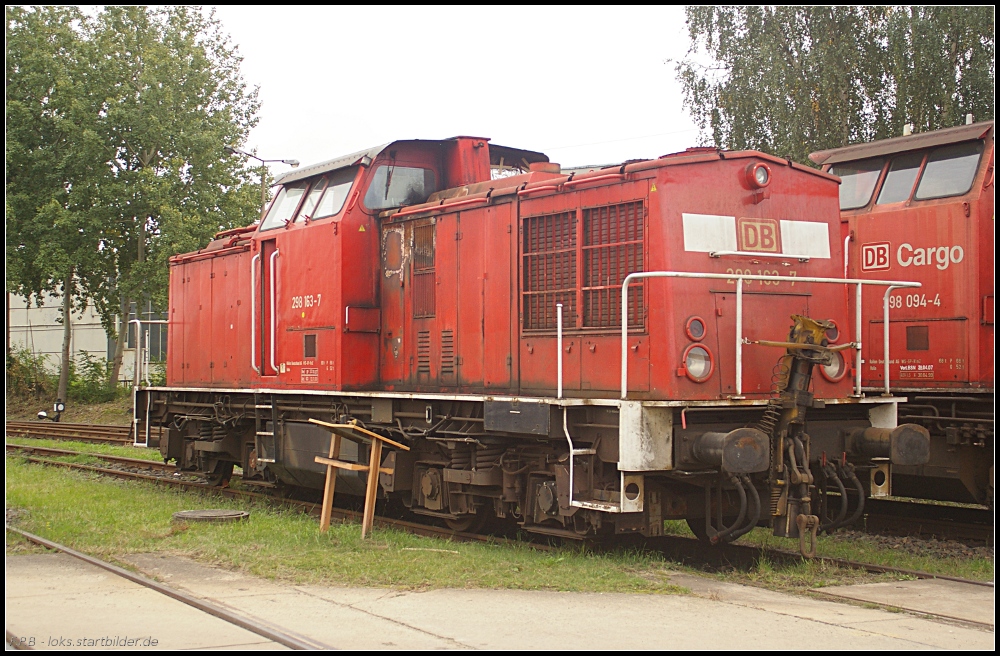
[
  {"x1": 445, "y1": 508, "x2": 488, "y2": 533},
  {"x1": 685, "y1": 515, "x2": 740, "y2": 543},
  {"x1": 204, "y1": 461, "x2": 235, "y2": 487}
]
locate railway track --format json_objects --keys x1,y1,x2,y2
[
  {"x1": 5, "y1": 526, "x2": 327, "y2": 650},
  {"x1": 5, "y1": 421, "x2": 163, "y2": 445},
  {"x1": 6, "y1": 422, "x2": 993, "y2": 544},
  {"x1": 863, "y1": 498, "x2": 993, "y2": 545},
  {"x1": 5, "y1": 444, "x2": 175, "y2": 472},
  {"x1": 7, "y1": 444, "x2": 991, "y2": 588}
]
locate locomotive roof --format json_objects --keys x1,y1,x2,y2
[
  {"x1": 273, "y1": 143, "x2": 388, "y2": 186},
  {"x1": 272, "y1": 139, "x2": 549, "y2": 187},
  {"x1": 808, "y1": 120, "x2": 994, "y2": 166}
]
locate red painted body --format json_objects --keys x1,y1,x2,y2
[
  {"x1": 817, "y1": 123, "x2": 994, "y2": 393},
  {"x1": 168, "y1": 140, "x2": 854, "y2": 404},
  {"x1": 811, "y1": 121, "x2": 994, "y2": 504}
]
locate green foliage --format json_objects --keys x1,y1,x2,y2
[
  {"x1": 146, "y1": 358, "x2": 167, "y2": 387},
  {"x1": 6, "y1": 347, "x2": 57, "y2": 400},
  {"x1": 675, "y1": 7, "x2": 995, "y2": 164},
  {"x1": 67, "y1": 352, "x2": 123, "y2": 403},
  {"x1": 6, "y1": 348, "x2": 125, "y2": 403},
  {"x1": 6, "y1": 7, "x2": 263, "y2": 381}
]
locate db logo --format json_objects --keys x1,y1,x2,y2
[
  {"x1": 862, "y1": 242, "x2": 890, "y2": 271},
  {"x1": 737, "y1": 218, "x2": 781, "y2": 253}
]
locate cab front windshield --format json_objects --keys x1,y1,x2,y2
[
  {"x1": 830, "y1": 158, "x2": 884, "y2": 210},
  {"x1": 260, "y1": 167, "x2": 357, "y2": 231}
]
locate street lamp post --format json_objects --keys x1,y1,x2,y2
[{"x1": 224, "y1": 146, "x2": 300, "y2": 219}]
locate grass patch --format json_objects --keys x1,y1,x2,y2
[
  {"x1": 7, "y1": 450, "x2": 991, "y2": 596},
  {"x1": 6, "y1": 436, "x2": 163, "y2": 462},
  {"x1": 666, "y1": 518, "x2": 993, "y2": 587},
  {"x1": 5, "y1": 395, "x2": 133, "y2": 424},
  {"x1": 5, "y1": 457, "x2": 687, "y2": 594}
]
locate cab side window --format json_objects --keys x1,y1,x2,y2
[
  {"x1": 364, "y1": 166, "x2": 437, "y2": 210},
  {"x1": 914, "y1": 141, "x2": 984, "y2": 200},
  {"x1": 876, "y1": 152, "x2": 923, "y2": 205}
]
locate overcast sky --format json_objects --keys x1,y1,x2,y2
[{"x1": 209, "y1": 6, "x2": 702, "y2": 176}]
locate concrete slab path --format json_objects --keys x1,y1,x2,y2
[
  {"x1": 5, "y1": 553, "x2": 285, "y2": 650},
  {"x1": 6, "y1": 552, "x2": 993, "y2": 650},
  {"x1": 817, "y1": 578, "x2": 994, "y2": 627}
]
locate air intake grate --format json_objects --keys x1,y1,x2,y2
[
  {"x1": 417, "y1": 330, "x2": 431, "y2": 375},
  {"x1": 440, "y1": 330, "x2": 455, "y2": 377}
]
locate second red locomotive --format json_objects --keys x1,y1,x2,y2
[
  {"x1": 811, "y1": 120, "x2": 994, "y2": 506},
  {"x1": 137, "y1": 136, "x2": 930, "y2": 555}
]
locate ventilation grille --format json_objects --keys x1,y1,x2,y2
[
  {"x1": 583, "y1": 201, "x2": 645, "y2": 329},
  {"x1": 413, "y1": 271, "x2": 436, "y2": 318},
  {"x1": 440, "y1": 330, "x2": 455, "y2": 377},
  {"x1": 523, "y1": 211, "x2": 578, "y2": 330},
  {"x1": 522, "y1": 202, "x2": 645, "y2": 332},
  {"x1": 413, "y1": 224, "x2": 436, "y2": 317},
  {"x1": 417, "y1": 330, "x2": 431, "y2": 375}
]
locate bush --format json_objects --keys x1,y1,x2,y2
[
  {"x1": 6, "y1": 348, "x2": 126, "y2": 404},
  {"x1": 145, "y1": 358, "x2": 167, "y2": 387},
  {"x1": 6, "y1": 347, "x2": 57, "y2": 399},
  {"x1": 68, "y1": 352, "x2": 124, "y2": 403}
]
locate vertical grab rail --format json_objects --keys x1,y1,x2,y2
[
  {"x1": 735, "y1": 280, "x2": 744, "y2": 397},
  {"x1": 129, "y1": 317, "x2": 168, "y2": 447},
  {"x1": 251, "y1": 253, "x2": 260, "y2": 373},
  {"x1": 556, "y1": 303, "x2": 564, "y2": 399},
  {"x1": 882, "y1": 285, "x2": 906, "y2": 397},
  {"x1": 855, "y1": 282, "x2": 863, "y2": 396},
  {"x1": 130, "y1": 319, "x2": 169, "y2": 387},
  {"x1": 269, "y1": 249, "x2": 280, "y2": 374}
]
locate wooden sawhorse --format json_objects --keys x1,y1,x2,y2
[{"x1": 309, "y1": 418, "x2": 411, "y2": 538}]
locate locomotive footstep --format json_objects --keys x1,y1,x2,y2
[{"x1": 172, "y1": 509, "x2": 250, "y2": 523}]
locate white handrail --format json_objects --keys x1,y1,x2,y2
[
  {"x1": 251, "y1": 253, "x2": 260, "y2": 373},
  {"x1": 556, "y1": 303, "x2": 563, "y2": 399},
  {"x1": 130, "y1": 317, "x2": 168, "y2": 448},
  {"x1": 130, "y1": 318, "x2": 169, "y2": 387},
  {"x1": 269, "y1": 249, "x2": 280, "y2": 374},
  {"x1": 619, "y1": 272, "x2": 921, "y2": 399}
]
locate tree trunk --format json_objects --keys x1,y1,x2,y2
[
  {"x1": 109, "y1": 295, "x2": 130, "y2": 389},
  {"x1": 57, "y1": 270, "x2": 73, "y2": 402}
]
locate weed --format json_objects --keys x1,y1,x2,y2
[
  {"x1": 6, "y1": 347, "x2": 56, "y2": 399},
  {"x1": 6, "y1": 348, "x2": 126, "y2": 405},
  {"x1": 5, "y1": 458, "x2": 691, "y2": 594}
]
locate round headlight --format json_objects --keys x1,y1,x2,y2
[
  {"x1": 825, "y1": 321, "x2": 840, "y2": 344},
  {"x1": 685, "y1": 316, "x2": 706, "y2": 341},
  {"x1": 754, "y1": 165, "x2": 769, "y2": 186},
  {"x1": 683, "y1": 344, "x2": 714, "y2": 382},
  {"x1": 746, "y1": 162, "x2": 771, "y2": 189},
  {"x1": 820, "y1": 351, "x2": 848, "y2": 382}
]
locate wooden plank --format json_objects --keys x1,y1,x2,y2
[
  {"x1": 313, "y1": 456, "x2": 393, "y2": 475},
  {"x1": 307, "y1": 418, "x2": 410, "y2": 451},
  {"x1": 318, "y1": 434, "x2": 341, "y2": 533},
  {"x1": 361, "y1": 439, "x2": 383, "y2": 539}
]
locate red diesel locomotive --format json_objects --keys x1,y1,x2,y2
[
  {"x1": 135, "y1": 137, "x2": 930, "y2": 555},
  {"x1": 811, "y1": 120, "x2": 994, "y2": 505}
]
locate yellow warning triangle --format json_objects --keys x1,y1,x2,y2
[
  {"x1": 358, "y1": 225, "x2": 366, "y2": 232},
  {"x1": 650, "y1": 184, "x2": 657, "y2": 192}
]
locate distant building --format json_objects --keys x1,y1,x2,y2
[{"x1": 7, "y1": 292, "x2": 166, "y2": 383}]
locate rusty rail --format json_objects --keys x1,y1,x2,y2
[{"x1": 5, "y1": 421, "x2": 160, "y2": 445}]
